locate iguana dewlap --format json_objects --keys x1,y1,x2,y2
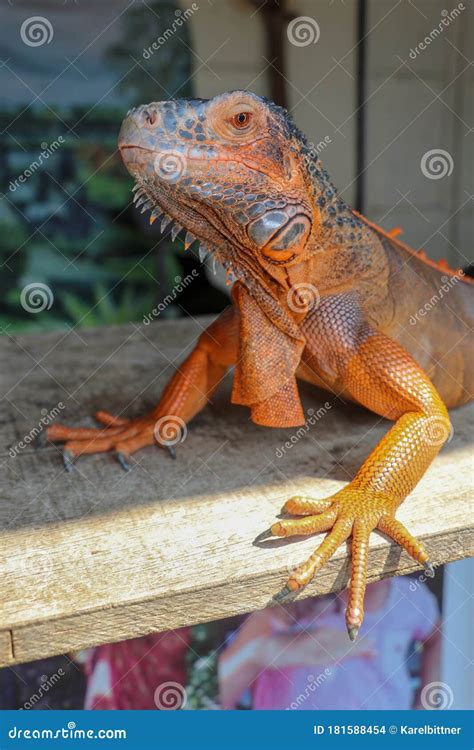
[{"x1": 47, "y1": 91, "x2": 473, "y2": 639}]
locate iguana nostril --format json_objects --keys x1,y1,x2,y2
[{"x1": 143, "y1": 108, "x2": 157, "y2": 126}]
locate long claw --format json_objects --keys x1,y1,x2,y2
[
  {"x1": 424, "y1": 561, "x2": 435, "y2": 578},
  {"x1": 345, "y1": 522, "x2": 369, "y2": 638},
  {"x1": 166, "y1": 445, "x2": 177, "y2": 460},
  {"x1": 63, "y1": 449, "x2": 75, "y2": 472},
  {"x1": 116, "y1": 452, "x2": 131, "y2": 472},
  {"x1": 253, "y1": 528, "x2": 273, "y2": 545},
  {"x1": 273, "y1": 585, "x2": 297, "y2": 604},
  {"x1": 35, "y1": 430, "x2": 47, "y2": 449},
  {"x1": 347, "y1": 624, "x2": 360, "y2": 642}
]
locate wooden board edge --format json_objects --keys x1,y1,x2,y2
[
  {"x1": 2, "y1": 525, "x2": 472, "y2": 667},
  {"x1": 0, "y1": 630, "x2": 14, "y2": 664}
]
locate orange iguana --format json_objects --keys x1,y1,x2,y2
[{"x1": 47, "y1": 91, "x2": 473, "y2": 639}]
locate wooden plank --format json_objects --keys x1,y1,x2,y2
[
  {"x1": 0, "y1": 318, "x2": 472, "y2": 666},
  {"x1": 0, "y1": 630, "x2": 13, "y2": 664}
]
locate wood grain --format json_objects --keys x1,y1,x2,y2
[{"x1": 0, "y1": 317, "x2": 472, "y2": 666}]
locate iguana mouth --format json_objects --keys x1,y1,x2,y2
[{"x1": 120, "y1": 144, "x2": 152, "y2": 152}]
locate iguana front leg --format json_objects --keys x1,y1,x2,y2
[
  {"x1": 46, "y1": 307, "x2": 238, "y2": 469},
  {"x1": 258, "y1": 316, "x2": 449, "y2": 639}
]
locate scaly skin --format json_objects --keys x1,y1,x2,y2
[{"x1": 47, "y1": 92, "x2": 473, "y2": 638}]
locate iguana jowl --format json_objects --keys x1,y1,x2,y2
[{"x1": 47, "y1": 91, "x2": 473, "y2": 639}]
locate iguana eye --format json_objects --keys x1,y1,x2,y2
[{"x1": 231, "y1": 112, "x2": 252, "y2": 129}]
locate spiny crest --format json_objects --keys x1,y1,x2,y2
[{"x1": 130, "y1": 181, "x2": 234, "y2": 279}]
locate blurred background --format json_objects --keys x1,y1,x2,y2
[
  {"x1": 0, "y1": 0, "x2": 472, "y2": 712},
  {"x1": 1, "y1": 0, "x2": 472, "y2": 335}
]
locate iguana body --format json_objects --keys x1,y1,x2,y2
[{"x1": 47, "y1": 92, "x2": 473, "y2": 639}]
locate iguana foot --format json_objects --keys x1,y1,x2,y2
[
  {"x1": 46, "y1": 409, "x2": 176, "y2": 471},
  {"x1": 257, "y1": 489, "x2": 433, "y2": 639}
]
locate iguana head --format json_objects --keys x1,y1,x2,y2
[{"x1": 119, "y1": 91, "x2": 334, "y2": 286}]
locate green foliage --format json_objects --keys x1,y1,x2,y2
[
  {"x1": 82, "y1": 171, "x2": 132, "y2": 210},
  {"x1": 0, "y1": 0, "x2": 196, "y2": 335},
  {"x1": 185, "y1": 624, "x2": 220, "y2": 710},
  {"x1": 60, "y1": 284, "x2": 156, "y2": 327}
]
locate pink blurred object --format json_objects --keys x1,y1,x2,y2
[
  {"x1": 83, "y1": 628, "x2": 190, "y2": 710},
  {"x1": 253, "y1": 577, "x2": 438, "y2": 710}
]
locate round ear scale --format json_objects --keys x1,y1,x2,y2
[
  {"x1": 247, "y1": 210, "x2": 289, "y2": 247},
  {"x1": 247, "y1": 208, "x2": 312, "y2": 262},
  {"x1": 267, "y1": 215, "x2": 311, "y2": 252}
]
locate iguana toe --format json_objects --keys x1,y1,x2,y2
[{"x1": 261, "y1": 485, "x2": 434, "y2": 639}]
